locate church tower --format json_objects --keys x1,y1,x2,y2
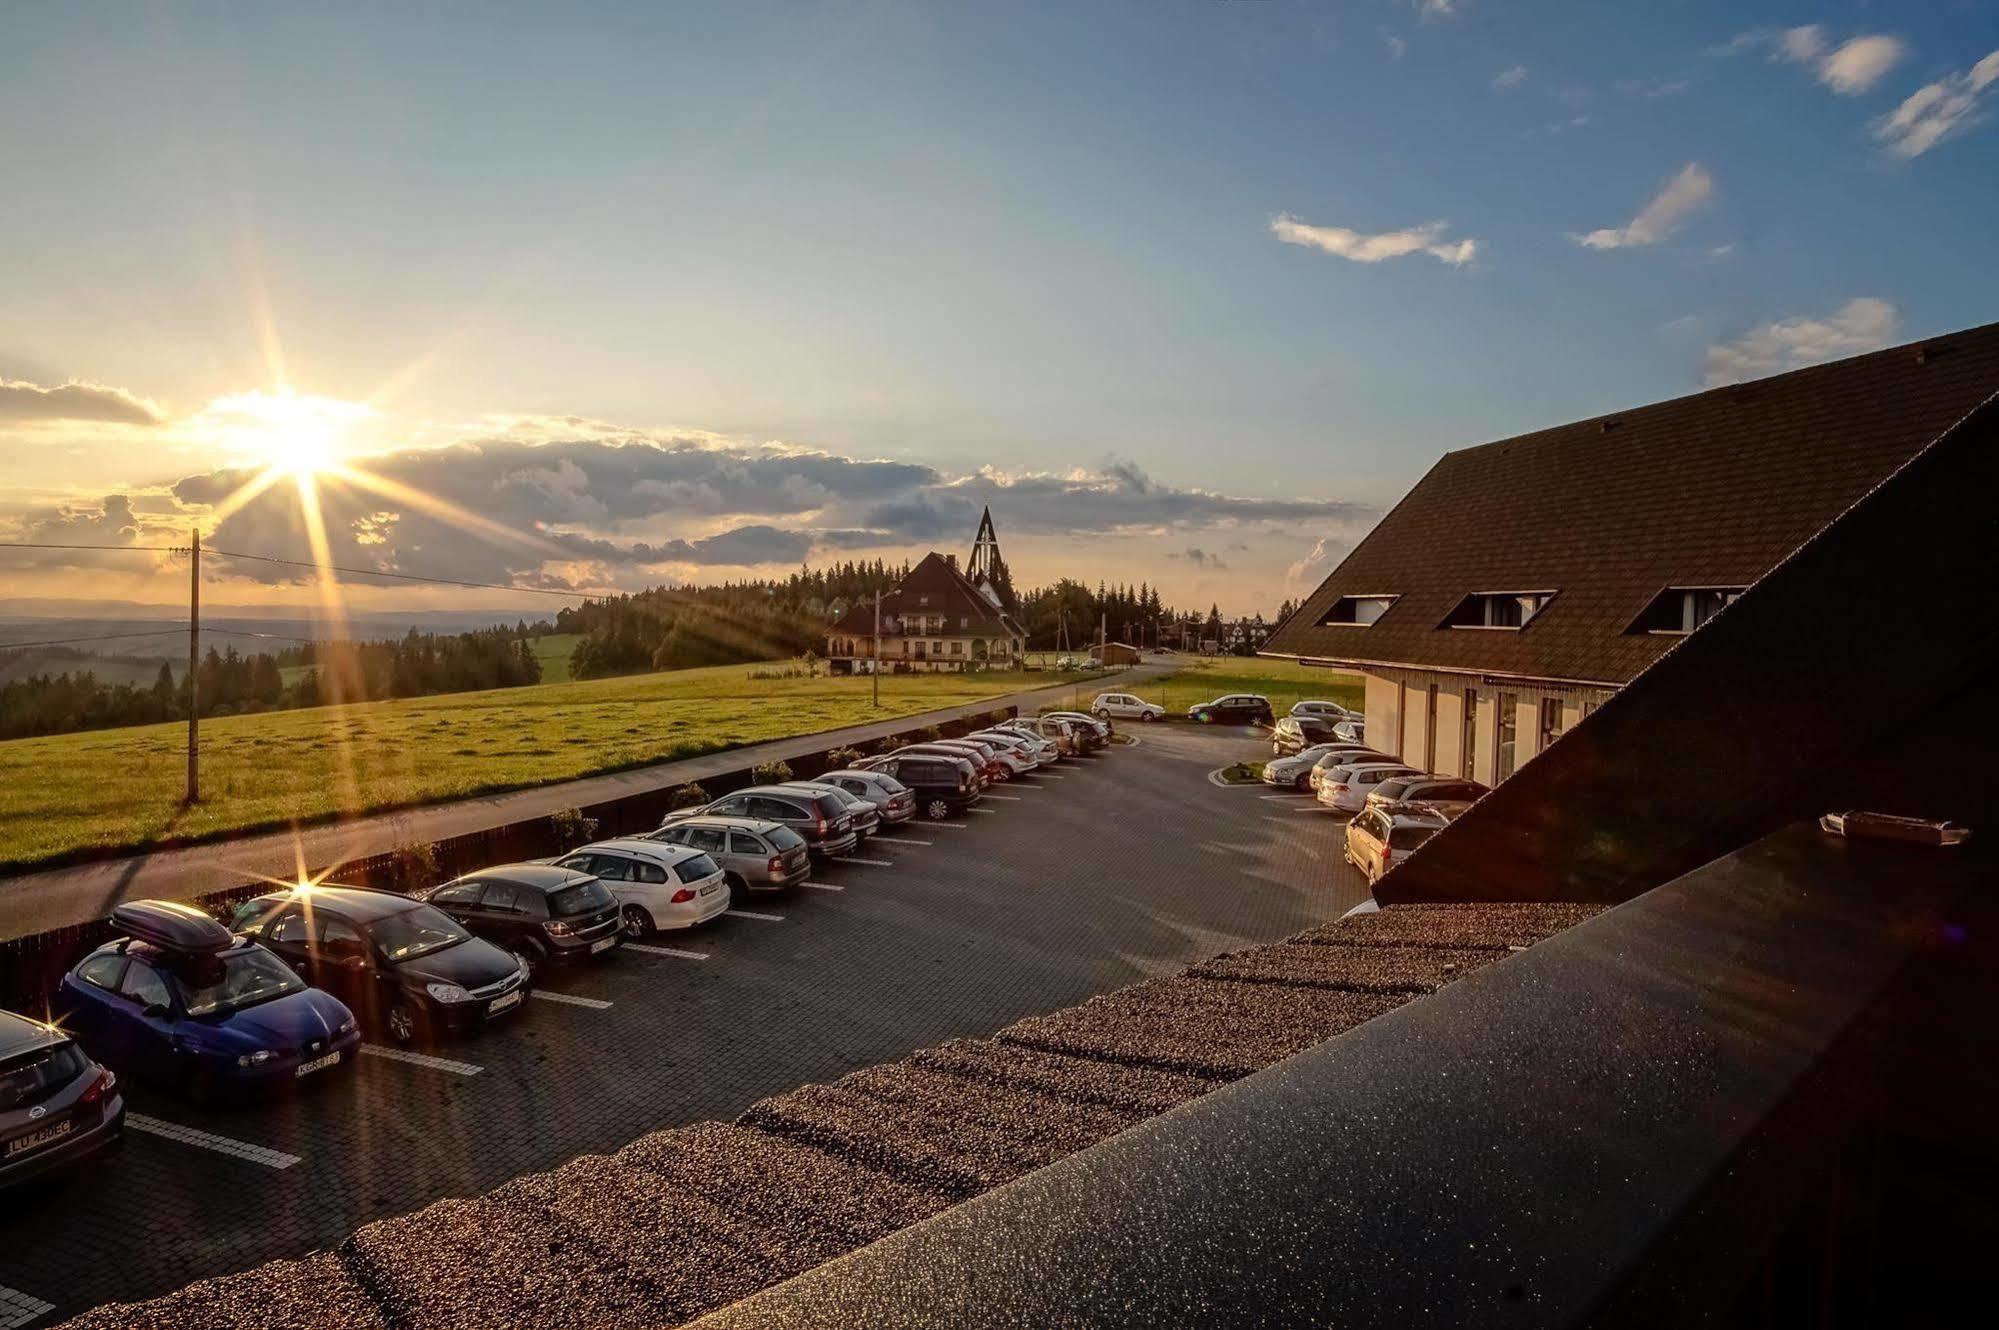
[{"x1": 966, "y1": 505, "x2": 1016, "y2": 612}]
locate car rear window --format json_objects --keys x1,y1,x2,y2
[
  {"x1": 1389, "y1": 824, "x2": 1440, "y2": 850},
  {"x1": 674, "y1": 853, "x2": 720, "y2": 883},
  {"x1": 811, "y1": 793, "x2": 847, "y2": 819},
  {"x1": 0, "y1": 1041, "x2": 86, "y2": 1110},
  {"x1": 871, "y1": 775, "x2": 908, "y2": 795},
  {"x1": 765, "y1": 826, "x2": 806, "y2": 850},
  {"x1": 550, "y1": 878, "x2": 615, "y2": 917}
]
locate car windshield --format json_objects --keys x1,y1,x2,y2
[
  {"x1": 369, "y1": 905, "x2": 472, "y2": 962},
  {"x1": 549, "y1": 879, "x2": 614, "y2": 917},
  {"x1": 674, "y1": 853, "x2": 720, "y2": 883},
  {"x1": 0, "y1": 1040, "x2": 86, "y2": 1110},
  {"x1": 767, "y1": 826, "x2": 806, "y2": 850},
  {"x1": 811, "y1": 793, "x2": 847, "y2": 818},
  {"x1": 174, "y1": 947, "x2": 306, "y2": 1018}
]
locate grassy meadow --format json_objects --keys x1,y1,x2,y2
[
  {"x1": 0, "y1": 661, "x2": 1082, "y2": 868},
  {"x1": 1137, "y1": 654, "x2": 1364, "y2": 716}
]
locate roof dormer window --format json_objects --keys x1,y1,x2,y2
[
  {"x1": 1443, "y1": 591, "x2": 1556, "y2": 630},
  {"x1": 1629, "y1": 586, "x2": 1745, "y2": 635},
  {"x1": 1320, "y1": 595, "x2": 1398, "y2": 626}
]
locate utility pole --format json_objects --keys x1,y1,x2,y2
[
  {"x1": 871, "y1": 588, "x2": 881, "y2": 708},
  {"x1": 185, "y1": 526, "x2": 200, "y2": 804}
]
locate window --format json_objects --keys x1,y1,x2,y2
[
  {"x1": 748, "y1": 796, "x2": 799, "y2": 821},
  {"x1": 590, "y1": 857, "x2": 632, "y2": 882},
  {"x1": 1321, "y1": 595, "x2": 1398, "y2": 626},
  {"x1": 1461, "y1": 689, "x2": 1479, "y2": 779},
  {"x1": 951, "y1": 640, "x2": 964, "y2": 655},
  {"x1": 480, "y1": 882, "x2": 524, "y2": 911},
  {"x1": 675, "y1": 854, "x2": 721, "y2": 883},
  {"x1": 1443, "y1": 591, "x2": 1556, "y2": 629},
  {"x1": 685, "y1": 827, "x2": 727, "y2": 854},
  {"x1": 1630, "y1": 586, "x2": 1747, "y2": 634},
  {"x1": 119, "y1": 959, "x2": 172, "y2": 1010},
  {"x1": 1496, "y1": 693, "x2": 1519, "y2": 781},
  {"x1": 428, "y1": 881, "x2": 483, "y2": 908},
  {"x1": 729, "y1": 832, "x2": 767, "y2": 856},
  {"x1": 76, "y1": 953, "x2": 124, "y2": 992},
  {"x1": 268, "y1": 908, "x2": 311, "y2": 944},
  {"x1": 1538, "y1": 698, "x2": 1564, "y2": 754}
]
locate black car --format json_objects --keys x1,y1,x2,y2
[
  {"x1": 233, "y1": 886, "x2": 529, "y2": 1045},
  {"x1": 421, "y1": 865, "x2": 622, "y2": 970},
  {"x1": 1, "y1": 1009, "x2": 123, "y2": 1187},
  {"x1": 678, "y1": 785, "x2": 860, "y2": 858},
  {"x1": 859, "y1": 753, "x2": 983, "y2": 821},
  {"x1": 1187, "y1": 693, "x2": 1275, "y2": 726},
  {"x1": 1270, "y1": 713, "x2": 1342, "y2": 754}
]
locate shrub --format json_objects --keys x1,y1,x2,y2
[
  {"x1": 549, "y1": 806, "x2": 599, "y2": 849},
  {"x1": 824, "y1": 745, "x2": 864, "y2": 769},
  {"x1": 872, "y1": 736, "x2": 901, "y2": 755},
  {"x1": 391, "y1": 838, "x2": 442, "y2": 892},
  {"x1": 752, "y1": 758, "x2": 794, "y2": 784},
  {"x1": 668, "y1": 782, "x2": 709, "y2": 810},
  {"x1": 915, "y1": 724, "x2": 943, "y2": 742}
]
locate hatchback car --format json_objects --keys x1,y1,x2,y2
[
  {"x1": 928, "y1": 737, "x2": 1020, "y2": 781},
  {"x1": 234, "y1": 886, "x2": 529, "y2": 1044},
  {"x1": 1315, "y1": 761, "x2": 1421, "y2": 814},
  {"x1": 1345, "y1": 803, "x2": 1451, "y2": 884},
  {"x1": 59, "y1": 900, "x2": 361, "y2": 1091},
  {"x1": 1308, "y1": 746, "x2": 1396, "y2": 792},
  {"x1": 1187, "y1": 694, "x2": 1274, "y2": 726},
  {"x1": 1045, "y1": 711, "x2": 1113, "y2": 745},
  {"x1": 893, "y1": 742, "x2": 1001, "y2": 786},
  {"x1": 551, "y1": 840, "x2": 732, "y2": 933},
  {"x1": 1365, "y1": 775, "x2": 1490, "y2": 821},
  {"x1": 778, "y1": 781, "x2": 881, "y2": 840},
  {"x1": 673, "y1": 785, "x2": 860, "y2": 857},
  {"x1": 1, "y1": 1009, "x2": 123, "y2": 1187},
  {"x1": 645, "y1": 817, "x2": 811, "y2": 899},
  {"x1": 1292, "y1": 699, "x2": 1362, "y2": 721},
  {"x1": 968, "y1": 729, "x2": 1051, "y2": 770},
  {"x1": 1270, "y1": 714, "x2": 1342, "y2": 755},
  {"x1": 1262, "y1": 742, "x2": 1365, "y2": 790},
  {"x1": 422, "y1": 864, "x2": 622, "y2": 968},
  {"x1": 858, "y1": 752, "x2": 983, "y2": 820},
  {"x1": 1091, "y1": 692, "x2": 1165, "y2": 722},
  {"x1": 817, "y1": 769, "x2": 918, "y2": 822},
  {"x1": 1004, "y1": 715, "x2": 1082, "y2": 755},
  {"x1": 1333, "y1": 718, "x2": 1366, "y2": 744}
]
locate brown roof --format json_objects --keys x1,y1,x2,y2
[
  {"x1": 849, "y1": 551, "x2": 1022, "y2": 639},
  {"x1": 1263, "y1": 322, "x2": 1999, "y2": 685}
]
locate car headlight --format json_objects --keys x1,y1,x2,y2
[
  {"x1": 237, "y1": 1049, "x2": 278, "y2": 1067},
  {"x1": 425, "y1": 982, "x2": 474, "y2": 1004},
  {"x1": 336, "y1": 1016, "x2": 358, "y2": 1036}
]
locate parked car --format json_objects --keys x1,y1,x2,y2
[
  {"x1": 422, "y1": 864, "x2": 622, "y2": 969},
  {"x1": 1269, "y1": 714, "x2": 1343, "y2": 755},
  {"x1": 858, "y1": 747, "x2": 982, "y2": 791},
  {"x1": 816, "y1": 769, "x2": 918, "y2": 823},
  {"x1": 858, "y1": 751, "x2": 983, "y2": 820},
  {"x1": 931, "y1": 737, "x2": 1026, "y2": 780},
  {"x1": 1365, "y1": 775, "x2": 1489, "y2": 821},
  {"x1": 1292, "y1": 699, "x2": 1362, "y2": 721},
  {"x1": 779, "y1": 781, "x2": 881, "y2": 840},
  {"x1": 1345, "y1": 802, "x2": 1451, "y2": 884},
  {"x1": 1092, "y1": 692, "x2": 1165, "y2": 722},
  {"x1": 1315, "y1": 761, "x2": 1420, "y2": 814},
  {"x1": 1, "y1": 1009, "x2": 124, "y2": 1187},
  {"x1": 669, "y1": 785, "x2": 860, "y2": 858},
  {"x1": 970, "y1": 729, "x2": 1054, "y2": 769},
  {"x1": 1263, "y1": 742, "x2": 1352, "y2": 789},
  {"x1": 893, "y1": 742, "x2": 1002, "y2": 786},
  {"x1": 1002, "y1": 714, "x2": 1082, "y2": 755},
  {"x1": 234, "y1": 886, "x2": 529, "y2": 1045},
  {"x1": 645, "y1": 817, "x2": 812, "y2": 900},
  {"x1": 1044, "y1": 711, "x2": 1112, "y2": 749},
  {"x1": 1187, "y1": 694, "x2": 1274, "y2": 726},
  {"x1": 59, "y1": 900, "x2": 361, "y2": 1089},
  {"x1": 1333, "y1": 718, "x2": 1366, "y2": 744},
  {"x1": 1307, "y1": 746, "x2": 1397, "y2": 792},
  {"x1": 548, "y1": 840, "x2": 732, "y2": 933}
]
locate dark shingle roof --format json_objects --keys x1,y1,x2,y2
[
  {"x1": 1263, "y1": 323, "x2": 1999, "y2": 685},
  {"x1": 833, "y1": 551, "x2": 1022, "y2": 639}
]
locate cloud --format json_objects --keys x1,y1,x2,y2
[
  {"x1": 1285, "y1": 537, "x2": 1349, "y2": 591},
  {"x1": 1271, "y1": 215, "x2": 1479, "y2": 267},
  {"x1": 1492, "y1": 65, "x2": 1527, "y2": 91},
  {"x1": 1721, "y1": 26, "x2": 1906, "y2": 95},
  {"x1": 1571, "y1": 162, "x2": 1713, "y2": 250},
  {"x1": 1874, "y1": 49, "x2": 1999, "y2": 158},
  {"x1": 1168, "y1": 547, "x2": 1226, "y2": 569},
  {"x1": 1408, "y1": 0, "x2": 1460, "y2": 21},
  {"x1": 1378, "y1": 28, "x2": 1407, "y2": 60},
  {"x1": 1701, "y1": 298, "x2": 1900, "y2": 386},
  {"x1": 0, "y1": 378, "x2": 164, "y2": 426}
]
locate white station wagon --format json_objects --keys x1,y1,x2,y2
[{"x1": 1091, "y1": 692, "x2": 1165, "y2": 722}]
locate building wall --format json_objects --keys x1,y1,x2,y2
[{"x1": 1360, "y1": 667, "x2": 1613, "y2": 787}]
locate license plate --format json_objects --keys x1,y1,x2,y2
[
  {"x1": 295, "y1": 1050, "x2": 342, "y2": 1078},
  {"x1": 589, "y1": 936, "x2": 616, "y2": 954},
  {"x1": 488, "y1": 989, "x2": 523, "y2": 1015},
  {"x1": 5, "y1": 1117, "x2": 73, "y2": 1157}
]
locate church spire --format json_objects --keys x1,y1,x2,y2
[{"x1": 967, "y1": 506, "x2": 1015, "y2": 613}]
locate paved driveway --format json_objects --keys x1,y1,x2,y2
[{"x1": 0, "y1": 722, "x2": 1365, "y2": 1326}]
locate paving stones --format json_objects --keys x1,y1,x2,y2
[
  {"x1": 1191, "y1": 942, "x2": 1501, "y2": 993},
  {"x1": 54, "y1": 1250, "x2": 385, "y2": 1330}
]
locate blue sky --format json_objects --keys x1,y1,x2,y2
[{"x1": 2, "y1": 1, "x2": 1995, "y2": 613}]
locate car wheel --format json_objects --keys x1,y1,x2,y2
[
  {"x1": 387, "y1": 1002, "x2": 419, "y2": 1045},
  {"x1": 1093, "y1": 707, "x2": 1110, "y2": 719},
  {"x1": 1296, "y1": 773, "x2": 1312, "y2": 791},
  {"x1": 926, "y1": 798, "x2": 952, "y2": 820},
  {"x1": 1195, "y1": 710, "x2": 1210, "y2": 723},
  {"x1": 1139, "y1": 711, "x2": 1157, "y2": 722},
  {"x1": 621, "y1": 905, "x2": 653, "y2": 939}
]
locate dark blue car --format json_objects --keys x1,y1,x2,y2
[{"x1": 55, "y1": 900, "x2": 360, "y2": 1094}]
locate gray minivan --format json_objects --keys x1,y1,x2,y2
[{"x1": 650, "y1": 816, "x2": 813, "y2": 896}]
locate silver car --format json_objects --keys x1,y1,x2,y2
[
  {"x1": 778, "y1": 781, "x2": 880, "y2": 841},
  {"x1": 818, "y1": 769, "x2": 917, "y2": 823},
  {"x1": 647, "y1": 816, "x2": 812, "y2": 898}
]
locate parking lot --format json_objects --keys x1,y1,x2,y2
[{"x1": 1, "y1": 721, "x2": 1365, "y2": 1326}]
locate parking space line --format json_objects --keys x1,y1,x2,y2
[
  {"x1": 127, "y1": 1113, "x2": 301, "y2": 1170},
  {"x1": 1260, "y1": 794, "x2": 1312, "y2": 802},
  {"x1": 801, "y1": 881, "x2": 845, "y2": 892},
  {"x1": 929, "y1": 822, "x2": 970, "y2": 829},
  {"x1": 834, "y1": 856, "x2": 894, "y2": 867},
  {"x1": 726, "y1": 908, "x2": 786, "y2": 922},
  {"x1": 970, "y1": 807, "x2": 999, "y2": 814},
  {"x1": 984, "y1": 794, "x2": 1022, "y2": 801},
  {"x1": 1031, "y1": 772, "x2": 1065, "y2": 779},
  {"x1": 871, "y1": 836, "x2": 932, "y2": 845},
  {"x1": 0, "y1": 1284, "x2": 53, "y2": 1330},
  {"x1": 361, "y1": 1044, "x2": 483, "y2": 1077},
  {"x1": 532, "y1": 989, "x2": 614, "y2": 1010},
  {"x1": 624, "y1": 942, "x2": 709, "y2": 960}
]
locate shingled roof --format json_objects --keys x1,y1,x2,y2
[
  {"x1": 1263, "y1": 321, "x2": 1999, "y2": 686},
  {"x1": 870, "y1": 551, "x2": 1022, "y2": 638}
]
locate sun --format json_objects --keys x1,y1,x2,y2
[{"x1": 198, "y1": 387, "x2": 374, "y2": 479}]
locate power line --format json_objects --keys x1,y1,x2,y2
[
  {"x1": 202, "y1": 548, "x2": 594, "y2": 599},
  {"x1": 0, "y1": 628, "x2": 188, "y2": 650}
]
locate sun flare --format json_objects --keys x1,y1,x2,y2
[{"x1": 198, "y1": 387, "x2": 373, "y2": 479}]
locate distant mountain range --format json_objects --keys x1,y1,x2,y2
[{"x1": 0, "y1": 601, "x2": 554, "y2": 659}]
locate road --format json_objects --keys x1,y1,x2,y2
[
  {"x1": 1, "y1": 723, "x2": 1365, "y2": 1326},
  {"x1": 0, "y1": 665, "x2": 1165, "y2": 944}
]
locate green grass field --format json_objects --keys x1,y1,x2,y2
[
  {"x1": 1142, "y1": 654, "x2": 1364, "y2": 716},
  {"x1": 0, "y1": 661, "x2": 1083, "y2": 869}
]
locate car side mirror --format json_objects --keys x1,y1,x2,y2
[{"x1": 143, "y1": 1002, "x2": 171, "y2": 1020}]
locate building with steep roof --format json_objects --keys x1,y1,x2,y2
[
  {"x1": 1261, "y1": 320, "x2": 1999, "y2": 787},
  {"x1": 825, "y1": 549, "x2": 1026, "y2": 674}
]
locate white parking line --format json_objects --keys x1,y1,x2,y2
[
  {"x1": 624, "y1": 942, "x2": 710, "y2": 960},
  {"x1": 532, "y1": 989, "x2": 613, "y2": 1010},
  {"x1": 1031, "y1": 772, "x2": 1066, "y2": 779},
  {"x1": 929, "y1": 822, "x2": 970, "y2": 829},
  {"x1": 726, "y1": 908, "x2": 786, "y2": 922},
  {"x1": 361, "y1": 1044, "x2": 483, "y2": 1077},
  {"x1": 127, "y1": 1113, "x2": 301, "y2": 1170},
  {"x1": 871, "y1": 837, "x2": 932, "y2": 846},
  {"x1": 1260, "y1": 794, "x2": 1312, "y2": 802},
  {"x1": 834, "y1": 856, "x2": 894, "y2": 867},
  {"x1": 971, "y1": 807, "x2": 999, "y2": 814},
  {"x1": 984, "y1": 794, "x2": 1023, "y2": 801},
  {"x1": 0, "y1": 1284, "x2": 53, "y2": 1330},
  {"x1": 801, "y1": 881, "x2": 845, "y2": 892}
]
